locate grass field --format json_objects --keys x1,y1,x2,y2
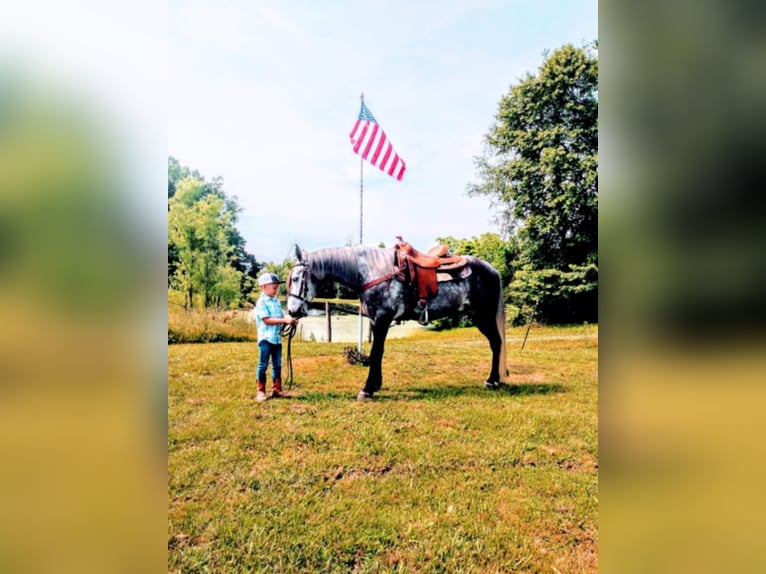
[{"x1": 168, "y1": 324, "x2": 598, "y2": 573}]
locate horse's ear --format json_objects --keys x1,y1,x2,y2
[{"x1": 293, "y1": 244, "x2": 305, "y2": 263}]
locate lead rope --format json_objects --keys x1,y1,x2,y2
[{"x1": 282, "y1": 322, "x2": 297, "y2": 391}]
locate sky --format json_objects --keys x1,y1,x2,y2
[{"x1": 169, "y1": 0, "x2": 597, "y2": 263}]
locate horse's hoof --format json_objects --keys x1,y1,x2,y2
[
  {"x1": 357, "y1": 390, "x2": 374, "y2": 401},
  {"x1": 484, "y1": 381, "x2": 500, "y2": 390}
]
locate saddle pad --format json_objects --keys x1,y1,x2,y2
[{"x1": 437, "y1": 266, "x2": 472, "y2": 283}]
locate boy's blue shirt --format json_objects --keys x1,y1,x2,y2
[{"x1": 255, "y1": 293, "x2": 285, "y2": 344}]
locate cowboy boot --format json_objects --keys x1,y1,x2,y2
[
  {"x1": 271, "y1": 378, "x2": 288, "y2": 398},
  {"x1": 256, "y1": 379, "x2": 268, "y2": 402}
]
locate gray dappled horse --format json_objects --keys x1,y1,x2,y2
[{"x1": 286, "y1": 244, "x2": 509, "y2": 400}]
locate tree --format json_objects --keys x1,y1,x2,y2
[
  {"x1": 167, "y1": 157, "x2": 261, "y2": 305},
  {"x1": 168, "y1": 156, "x2": 202, "y2": 200},
  {"x1": 168, "y1": 178, "x2": 242, "y2": 308},
  {"x1": 429, "y1": 233, "x2": 518, "y2": 329},
  {"x1": 436, "y1": 233, "x2": 517, "y2": 289},
  {"x1": 428, "y1": 233, "x2": 515, "y2": 329},
  {"x1": 468, "y1": 42, "x2": 598, "y2": 323}
]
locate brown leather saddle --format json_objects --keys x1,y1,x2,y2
[{"x1": 393, "y1": 236, "x2": 469, "y2": 324}]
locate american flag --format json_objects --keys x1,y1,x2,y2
[{"x1": 349, "y1": 101, "x2": 406, "y2": 182}]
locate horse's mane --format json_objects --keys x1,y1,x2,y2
[{"x1": 310, "y1": 245, "x2": 395, "y2": 288}]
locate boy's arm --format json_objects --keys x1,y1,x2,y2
[
  {"x1": 257, "y1": 298, "x2": 298, "y2": 326},
  {"x1": 262, "y1": 316, "x2": 297, "y2": 326}
]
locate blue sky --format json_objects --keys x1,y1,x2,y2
[{"x1": 170, "y1": 0, "x2": 597, "y2": 263}]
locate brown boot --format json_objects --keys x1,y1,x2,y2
[
  {"x1": 271, "y1": 378, "x2": 288, "y2": 398},
  {"x1": 256, "y1": 380, "x2": 268, "y2": 402}
]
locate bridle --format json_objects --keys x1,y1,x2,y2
[{"x1": 287, "y1": 262, "x2": 310, "y2": 304}]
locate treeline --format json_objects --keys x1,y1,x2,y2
[
  {"x1": 467, "y1": 42, "x2": 598, "y2": 324},
  {"x1": 168, "y1": 157, "x2": 261, "y2": 308},
  {"x1": 167, "y1": 42, "x2": 597, "y2": 324},
  {"x1": 436, "y1": 43, "x2": 597, "y2": 324}
]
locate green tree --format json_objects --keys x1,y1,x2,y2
[
  {"x1": 436, "y1": 233, "x2": 517, "y2": 289},
  {"x1": 168, "y1": 178, "x2": 242, "y2": 308},
  {"x1": 205, "y1": 175, "x2": 261, "y2": 299},
  {"x1": 168, "y1": 156, "x2": 202, "y2": 199},
  {"x1": 468, "y1": 42, "x2": 598, "y2": 323},
  {"x1": 168, "y1": 157, "x2": 261, "y2": 304},
  {"x1": 430, "y1": 233, "x2": 518, "y2": 329}
]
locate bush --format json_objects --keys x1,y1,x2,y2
[
  {"x1": 168, "y1": 305, "x2": 256, "y2": 344},
  {"x1": 432, "y1": 314, "x2": 473, "y2": 330},
  {"x1": 432, "y1": 304, "x2": 520, "y2": 331}
]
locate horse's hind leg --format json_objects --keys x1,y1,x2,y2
[
  {"x1": 358, "y1": 319, "x2": 391, "y2": 400},
  {"x1": 474, "y1": 313, "x2": 503, "y2": 389}
]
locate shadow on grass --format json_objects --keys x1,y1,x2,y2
[
  {"x1": 292, "y1": 382, "x2": 566, "y2": 402},
  {"x1": 401, "y1": 382, "x2": 567, "y2": 401}
]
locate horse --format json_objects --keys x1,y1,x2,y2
[{"x1": 286, "y1": 243, "x2": 509, "y2": 400}]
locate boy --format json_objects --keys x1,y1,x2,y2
[{"x1": 254, "y1": 272, "x2": 298, "y2": 402}]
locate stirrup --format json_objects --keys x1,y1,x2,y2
[{"x1": 418, "y1": 306, "x2": 429, "y2": 326}]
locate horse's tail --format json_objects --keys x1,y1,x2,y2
[{"x1": 496, "y1": 276, "x2": 509, "y2": 383}]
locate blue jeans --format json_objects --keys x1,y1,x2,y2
[{"x1": 257, "y1": 340, "x2": 282, "y2": 381}]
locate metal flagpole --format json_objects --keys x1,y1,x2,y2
[{"x1": 358, "y1": 92, "x2": 364, "y2": 352}]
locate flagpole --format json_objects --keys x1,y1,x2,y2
[{"x1": 358, "y1": 92, "x2": 364, "y2": 353}]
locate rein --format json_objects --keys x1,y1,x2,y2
[
  {"x1": 282, "y1": 261, "x2": 309, "y2": 392},
  {"x1": 281, "y1": 322, "x2": 297, "y2": 390},
  {"x1": 361, "y1": 248, "x2": 401, "y2": 291},
  {"x1": 362, "y1": 272, "x2": 396, "y2": 291}
]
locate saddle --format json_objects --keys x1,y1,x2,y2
[{"x1": 393, "y1": 236, "x2": 468, "y2": 323}]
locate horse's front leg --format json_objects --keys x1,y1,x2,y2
[{"x1": 358, "y1": 319, "x2": 391, "y2": 400}]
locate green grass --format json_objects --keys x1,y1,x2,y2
[{"x1": 168, "y1": 324, "x2": 598, "y2": 572}]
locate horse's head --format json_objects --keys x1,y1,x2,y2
[{"x1": 286, "y1": 245, "x2": 313, "y2": 318}]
